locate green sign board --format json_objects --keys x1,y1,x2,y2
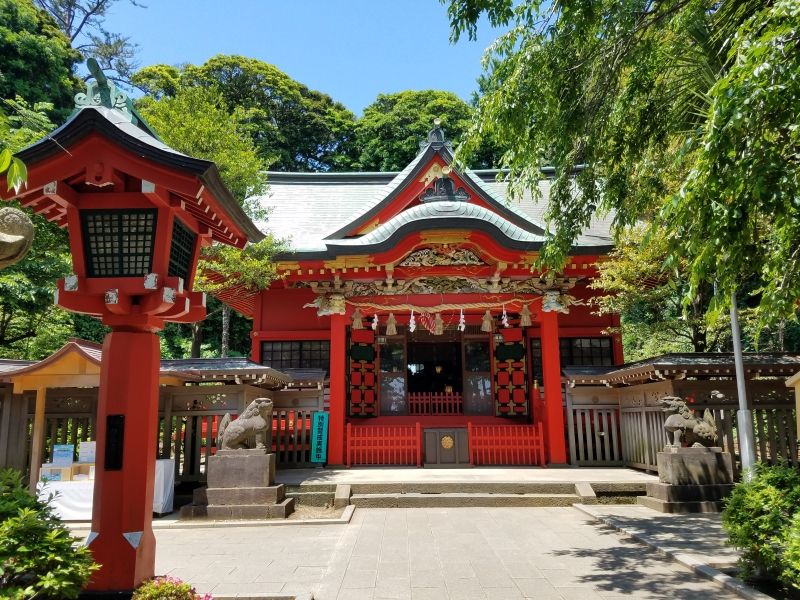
[{"x1": 311, "y1": 412, "x2": 329, "y2": 463}]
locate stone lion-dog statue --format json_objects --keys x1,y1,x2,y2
[
  {"x1": 216, "y1": 397, "x2": 273, "y2": 451},
  {"x1": 661, "y1": 396, "x2": 718, "y2": 448}
]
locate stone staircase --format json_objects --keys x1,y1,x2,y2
[{"x1": 284, "y1": 481, "x2": 647, "y2": 509}]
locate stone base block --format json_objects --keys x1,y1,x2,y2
[
  {"x1": 639, "y1": 481, "x2": 734, "y2": 513},
  {"x1": 193, "y1": 484, "x2": 285, "y2": 506},
  {"x1": 207, "y1": 450, "x2": 276, "y2": 488},
  {"x1": 657, "y1": 447, "x2": 734, "y2": 486},
  {"x1": 638, "y1": 495, "x2": 724, "y2": 514},
  {"x1": 646, "y1": 481, "x2": 733, "y2": 503},
  {"x1": 181, "y1": 498, "x2": 295, "y2": 520}
]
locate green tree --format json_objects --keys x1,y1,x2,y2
[
  {"x1": 34, "y1": 0, "x2": 142, "y2": 85},
  {"x1": 444, "y1": 0, "x2": 798, "y2": 326},
  {"x1": 353, "y1": 89, "x2": 503, "y2": 171},
  {"x1": 137, "y1": 85, "x2": 268, "y2": 216},
  {"x1": 134, "y1": 55, "x2": 358, "y2": 171},
  {"x1": 0, "y1": 0, "x2": 80, "y2": 117},
  {"x1": 136, "y1": 84, "x2": 283, "y2": 358}
]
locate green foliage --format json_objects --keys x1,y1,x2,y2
[
  {"x1": 196, "y1": 235, "x2": 285, "y2": 296},
  {"x1": 0, "y1": 0, "x2": 80, "y2": 117},
  {"x1": 133, "y1": 575, "x2": 210, "y2": 600},
  {"x1": 134, "y1": 55, "x2": 358, "y2": 172},
  {"x1": 136, "y1": 85, "x2": 267, "y2": 214},
  {"x1": 0, "y1": 468, "x2": 98, "y2": 599},
  {"x1": 35, "y1": 0, "x2": 143, "y2": 86},
  {"x1": 665, "y1": 0, "x2": 800, "y2": 325},
  {"x1": 722, "y1": 463, "x2": 800, "y2": 587},
  {"x1": 783, "y1": 512, "x2": 800, "y2": 589},
  {"x1": 352, "y1": 90, "x2": 498, "y2": 171},
  {"x1": 445, "y1": 0, "x2": 799, "y2": 327}
]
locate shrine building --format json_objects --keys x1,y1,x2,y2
[{"x1": 221, "y1": 124, "x2": 622, "y2": 467}]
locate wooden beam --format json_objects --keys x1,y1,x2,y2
[{"x1": 28, "y1": 387, "x2": 46, "y2": 492}]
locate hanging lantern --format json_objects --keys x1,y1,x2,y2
[
  {"x1": 386, "y1": 312, "x2": 397, "y2": 336},
  {"x1": 457, "y1": 309, "x2": 466, "y2": 332},
  {"x1": 520, "y1": 304, "x2": 532, "y2": 327},
  {"x1": 371, "y1": 313, "x2": 378, "y2": 330},
  {"x1": 481, "y1": 309, "x2": 494, "y2": 333},
  {"x1": 351, "y1": 307, "x2": 364, "y2": 330},
  {"x1": 409, "y1": 310, "x2": 416, "y2": 333},
  {"x1": 434, "y1": 313, "x2": 444, "y2": 335},
  {"x1": 501, "y1": 305, "x2": 509, "y2": 328}
]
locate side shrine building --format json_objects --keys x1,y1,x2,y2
[{"x1": 224, "y1": 125, "x2": 622, "y2": 467}]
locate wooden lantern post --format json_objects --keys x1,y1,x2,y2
[{"x1": 1, "y1": 62, "x2": 262, "y2": 591}]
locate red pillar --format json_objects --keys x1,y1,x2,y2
[
  {"x1": 540, "y1": 310, "x2": 567, "y2": 464},
  {"x1": 327, "y1": 313, "x2": 347, "y2": 466},
  {"x1": 87, "y1": 330, "x2": 160, "y2": 590}
]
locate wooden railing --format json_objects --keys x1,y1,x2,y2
[
  {"x1": 620, "y1": 404, "x2": 799, "y2": 474},
  {"x1": 408, "y1": 392, "x2": 463, "y2": 415},
  {"x1": 567, "y1": 406, "x2": 623, "y2": 466},
  {"x1": 272, "y1": 409, "x2": 314, "y2": 468},
  {"x1": 345, "y1": 422, "x2": 422, "y2": 467},
  {"x1": 467, "y1": 422, "x2": 545, "y2": 466}
]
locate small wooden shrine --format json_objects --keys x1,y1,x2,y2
[{"x1": 220, "y1": 124, "x2": 622, "y2": 466}]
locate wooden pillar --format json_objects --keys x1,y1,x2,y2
[
  {"x1": 28, "y1": 386, "x2": 47, "y2": 492},
  {"x1": 87, "y1": 330, "x2": 160, "y2": 591},
  {"x1": 328, "y1": 313, "x2": 347, "y2": 466},
  {"x1": 540, "y1": 310, "x2": 567, "y2": 464},
  {"x1": 795, "y1": 383, "x2": 800, "y2": 446}
]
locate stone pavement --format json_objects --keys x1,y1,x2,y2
[
  {"x1": 154, "y1": 506, "x2": 745, "y2": 599},
  {"x1": 276, "y1": 466, "x2": 656, "y2": 486}
]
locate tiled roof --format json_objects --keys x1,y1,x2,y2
[
  {"x1": 326, "y1": 201, "x2": 547, "y2": 249},
  {"x1": 256, "y1": 164, "x2": 613, "y2": 254},
  {"x1": 0, "y1": 339, "x2": 290, "y2": 386},
  {"x1": 564, "y1": 353, "x2": 800, "y2": 386}
]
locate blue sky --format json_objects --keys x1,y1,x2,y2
[{"x1": 103, "y1": 0, "x2": 505, "y2": 115}]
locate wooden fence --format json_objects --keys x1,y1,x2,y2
[
  {"x1": 272, "y1": 409, "x2": 314, "y2": 468},
  {"x1": 621, "y1": 403, "x2": 799, "y2": 473},
  {"x1": 408, "y1": 392, "x2": 463, "y2": 415},
  {"x1": 467, "y1": 422, "x2": 545, "y2": 466},
  {"x1": 567, "y1": 406, "x2": 623, "y2": 466},
  {"x1": 345, "y1": 423, "x2": 422, "y2": 466}
]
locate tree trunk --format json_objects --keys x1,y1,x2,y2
[
  {"x1": 221, "y1": 304, "x2": 230, "y2": 358},
  {"x1": 190, "y1": 322, "x2": 202, "y2": 358}
]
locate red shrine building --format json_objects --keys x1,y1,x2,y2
[{"x1": 223, "y1": 124, "x2": 622, "y2": 467}]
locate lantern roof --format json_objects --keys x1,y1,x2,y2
[{"x1": 9, "y1": 66, "x2": 263, "y2": 248}]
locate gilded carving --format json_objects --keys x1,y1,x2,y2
[{"x1": 399, "y1": 247, "x2": 486, "y2": 267}]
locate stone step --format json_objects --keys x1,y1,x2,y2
[
  {"x1": 350, "y1": 492, "x2": 581, "y2": 508},
  {"x1": 286, "y1": 490, "x2": 335, "y2": 507},
  {"x1": 182, "y1": 497, "x2": 295, "y2": 519},
  {"x1": 195, "y1": 485, "x2": 285, "y2": 505},
  {"x1": 347, "y1": 482, "x2": 578, "y2": 495}
]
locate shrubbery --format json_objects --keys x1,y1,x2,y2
[
  {"x1": 0, "y1": 468, "x2": 98, "y2": 599},
  {"x1": 133, "y1": 575, "x2": 212, "y2": 600},
  {"x1": 722, "y1": 463, "x2": 800, "y2": 591}
]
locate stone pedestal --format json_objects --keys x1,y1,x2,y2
[
  {"x1": 180, "y1": 449, "x2": 294, "y2": 519},
  {"x1": 638, "y1": 447, "x2": 734, "y2": 513}
]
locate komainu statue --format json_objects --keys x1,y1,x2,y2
[
  {"x1": 661, "y1": 396, "x2": 718, "y2": 448},
  {"x1": 216, "y1": 398, "x2": 273, "y2": 450},
  {"x1": 0, "y1": 207, "x2": 34, "y2": 269}
]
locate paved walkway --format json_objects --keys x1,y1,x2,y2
[
  {"x1": 276, "y1": 467, "x2": 656, "y2": 485},
  {"x1": 155, "y1": 506, "x2": 744, "y2": 599}
]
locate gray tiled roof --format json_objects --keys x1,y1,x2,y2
[
  {"x1": 327, "y1": 201, "x2": 546, "y2": 248},
  {"x1": 255, "y1": 162, "x2": 613, "y2": 254}
]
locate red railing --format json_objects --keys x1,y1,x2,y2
[
  {"x1": 467, "y1": 421, "x2": 545, "y2": 466},
  {"x1": 345, "y1": 422, "x2": 422, "y2": 467},
  {"x1": 408, "y1": 392, "x2": 463, "y2": 415}
]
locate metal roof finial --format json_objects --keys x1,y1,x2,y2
[{"x1": 74, "y1": 59, "x2": 137, "y2": 124}]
